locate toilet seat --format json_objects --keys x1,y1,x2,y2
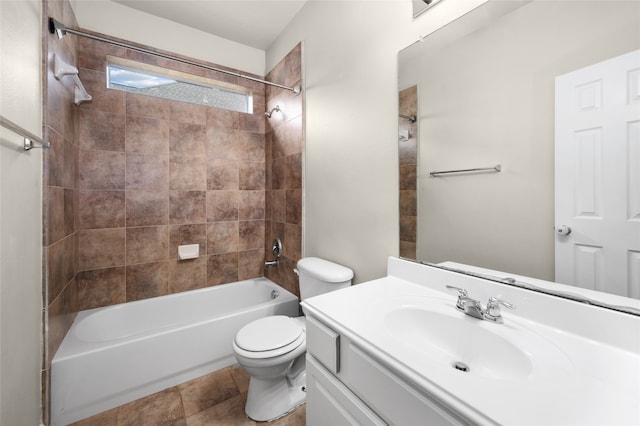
[{"x1": 234, "y1": 316, "x2": 304, "y2": 359}]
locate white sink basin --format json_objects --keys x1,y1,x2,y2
[{"x1": 382, "y1": 298, "x2": 573, "y2": 381}]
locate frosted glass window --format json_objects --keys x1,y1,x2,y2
[{"x1": 106, "y1": 59, "x2": 252, "y2": 113}]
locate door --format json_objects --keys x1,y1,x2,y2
[{"x1": 555, "y1": 49, "x2": 640, "y2": 298}]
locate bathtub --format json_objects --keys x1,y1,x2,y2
[{"x1": 51, "y1": 277, "x2": 299, "y2": 426}]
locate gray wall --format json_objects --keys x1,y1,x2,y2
[
  {"x1": 0, "y1": 0, "x2": 43, "y2": 424},
  {"x1": 267, "y1": 0, "x2": 485, "y2": 283}
]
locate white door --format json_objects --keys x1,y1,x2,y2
[{"x1": 555, "y1": 49, "x2": 640, "y2": 298}]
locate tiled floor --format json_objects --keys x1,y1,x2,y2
[{"x1": 70, "y1": 365, "x2": 306, "y2": 426}]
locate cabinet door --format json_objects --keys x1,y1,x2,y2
[
  {"x1": 345, "y1": 344, "x2": 468, "y2": 426},
  {"x1": 306, "y1": 355, "x2": 387, "y2": 426}
]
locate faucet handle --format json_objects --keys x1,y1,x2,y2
[
  {"x1": 484, "y1": 297, "x2": 516, "y2": 323},
  {"x1": 446, "y1": 285, "x2": 469, "y2": 311},
  {"x1": 445, "y1": 285, "x2": 468, "y2": 296},
  {"x1": 488, "y1": 296, "x2": 515, "y2": 310}
]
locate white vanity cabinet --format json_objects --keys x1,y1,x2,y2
[
  {"x1": 302, "y1": 257, "x2": 640, "y2": 425},
  {"x1": 305, "y1": 314, "x2": 468, "y2": 426}
]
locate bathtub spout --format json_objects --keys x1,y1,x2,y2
[{"x1": 264, "y1": 259, "x2": 279, "y2": 269}]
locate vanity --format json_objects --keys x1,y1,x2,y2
[{"x1": 301, "y1": 257, "x2": 640, "y2": 425}]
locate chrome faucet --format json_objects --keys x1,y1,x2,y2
[
  {"x1": 445, "y1": 285, "x2": 515, "y2": 323},
  {"x1": 446, "y1": 285, "x2": 484, "y2": 319},
  {"x1": 264, "y1": 238, "x2": 282, "y2": 269},
  {"x1": 264, "y1": 259, "x2": 279, "y2": 269}
]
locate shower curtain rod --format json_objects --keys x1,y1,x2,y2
[{"x1": 48, "y1": 18, "x2": 301, "y2": 95}]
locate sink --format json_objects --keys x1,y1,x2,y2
[{"x1": 383, "y1": 299, "x2": 573, "y2": 381}]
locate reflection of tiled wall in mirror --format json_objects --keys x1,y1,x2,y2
[{"x1": 399, "y1": 85, "x2": 417, "y2": 259}]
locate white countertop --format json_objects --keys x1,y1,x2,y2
[{"x1": 302, "y1": 257, "x2": 640, "y2": 425}]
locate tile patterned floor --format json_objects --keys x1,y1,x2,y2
[{"x1": 70, "y1": 365, "x2": 306, "y2": 426}]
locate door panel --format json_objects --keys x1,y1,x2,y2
[{"x1": 555, "y1": 49, "x2": 640, "y2": 298}]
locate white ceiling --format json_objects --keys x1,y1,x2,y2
[{"x1": 112, "y1": 0, "x2": 308, "y2": 50}]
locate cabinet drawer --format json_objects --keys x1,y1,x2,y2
[
  {"x1": 307, "y1": 355, "x2": 387, "y2": 426},
  {"x1": 306, "y1": 315, "x2": 340, "y2": 373}
]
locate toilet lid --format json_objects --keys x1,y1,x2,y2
[{"x1": 235, "y1": 316, "x2": 302, "y2": 352}]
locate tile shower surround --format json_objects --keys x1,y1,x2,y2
[
  {"x1": 44, "y1": 1, "x2": 81, "y2": 424},
  {"x1": 264, "y1": 43, "x2": 304, "y2": 294},
  {"x1": 43, "y1": 4, "x2": 304, "y2": 422},
  {"x1": 74, "y1": 39, "x2": 271, "y2": 306}
]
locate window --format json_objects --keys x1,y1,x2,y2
[{"x1": 106, "y1": 56, "x2": 253, "y2": 113}]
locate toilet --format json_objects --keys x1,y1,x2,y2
[{"x1": 232, "y1": 257, "x2": 353, "y2": 421}]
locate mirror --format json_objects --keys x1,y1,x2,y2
[{"x1": 398, "y1": 0, "x2": 640, "y2": 306}]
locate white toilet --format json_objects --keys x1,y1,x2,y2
[{"x1": 232, "y1": 257, "x2": 353, "y2": 421}]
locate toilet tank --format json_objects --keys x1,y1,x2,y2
[{"x1": 297, "y1": 257, "x2": 354, "y2": 300}]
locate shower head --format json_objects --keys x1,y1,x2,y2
[
  {"x1": 265, "y1": 105, "x2": 281, "y2": 118},
  {"x1": 400, "y1": 114, "x2": 417, "y2": 123}
]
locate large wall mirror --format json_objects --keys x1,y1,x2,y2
[{"x1": 398, "y1": 0, "x2": 640, "y2": 306}]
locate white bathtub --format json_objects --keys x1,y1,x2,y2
[{"x1": 51, "y1": 277, "x2": 299, "y2": 426}]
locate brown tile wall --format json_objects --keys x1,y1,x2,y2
[
  {"x1": 399, "y1": 86, "x2": 417, "y2": 259},
  {"x1": 43, "y1": 0, "x2": 80, "y2": 424},
  {"x1": 264, "y1": 44, "x2": 304, "y2": 298},
  {"x1": 73, "y1": 35, "x2": 271, "y2": 308}
]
